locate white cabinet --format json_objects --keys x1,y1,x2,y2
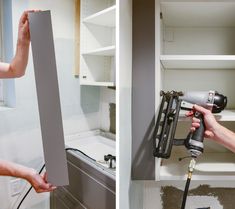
[
  {"x1": 80, "y1": 0, "x2": 116, "y2": 86},
  {"x1": 155, "y1": 0, "x2": 235, "y2": 181}
]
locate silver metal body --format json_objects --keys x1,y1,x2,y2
[{"x1": 181, "y1": 90, "x2": 215, "y2": 109}]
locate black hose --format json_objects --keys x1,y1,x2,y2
[
  {"x1": 65, "y1": 147, "x2": 96, "y2": 161},
  {"x1": 181, "y1": 176, "x2": 191, "y2": 209}
]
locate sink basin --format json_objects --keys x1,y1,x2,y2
[{"x1": 65, "y1": 131, "x2": 116, "y2": 168}]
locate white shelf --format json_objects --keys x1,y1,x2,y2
[
  {"x1": 82, "y1": 45, "x2": 115, "y2": 56},
  {"x1": 80, "y1": 81, "x2": 115, "y2": 87},
  {"x1": 179, "y1": 109, "x2": 235, "y2": 122},
  {"x1": 83, "y1": 5, "x2": 116, "y2": 27},
  {"x1": 160, "y1": 152, "x2": 235, "y2": 181},
  {"x1": 160, "y1": 55, "x2": 235, "y2": 69},
  {"x1": 161, "y1": 1, "x2": 235, "y2": 27}
]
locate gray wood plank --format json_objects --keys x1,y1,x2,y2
[
  {"x1": 132, "y1": 0, "x2": 155, "y2": 180},
  {"x1": 29, "y1": 11, "x2": 69, "y2": 186}
]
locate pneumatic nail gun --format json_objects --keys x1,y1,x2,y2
[{"x1": 153, "y1": 90, "x2": 227, "y2": 159}]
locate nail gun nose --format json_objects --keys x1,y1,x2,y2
[{"x1": 196, "y1": 207, "x2": 210, "y2": 209}]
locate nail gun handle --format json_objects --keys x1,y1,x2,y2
[
  {"x1": 189, "y1": 111, "x2": 205, "y2": 157},
  {"x1": 192, "y1": 112, "x2": 205, "y2": 142}
]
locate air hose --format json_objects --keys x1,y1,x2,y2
[{"x1": 181, "y1": 158, "x2": 196, "y2": 209}]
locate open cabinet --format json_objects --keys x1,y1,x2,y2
[
  {"x1": 80, "y1": 0, "x2": 116, "y2": 86},
  {"x1": 50, "y1": 1, "x2": 117, "y2": 208},
  {"x1": 155, "y1": 0, "x2": 235, "y2": 181}
]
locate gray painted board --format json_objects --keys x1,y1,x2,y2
[
  {"x1": 29, "y1": 11, "x2": 69, "y2": 186},
  {"x1": 132, "y1": 0, "x2": 155, "y2": 180}
]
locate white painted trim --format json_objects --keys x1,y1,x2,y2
[{"x1": 155, "y1": 0, "x2": 162, "y2": 181}]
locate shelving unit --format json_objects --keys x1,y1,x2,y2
[
  {"x1": 80, "y1": 0, "x2": 116, "y2": 86},
  {"x1": 155, "y1": 0, "x2": 235, "y2": 181}
]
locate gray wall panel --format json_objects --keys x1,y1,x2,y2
[
  {"x1": 29, "y1": 11, "x2": 69, "y2": 186},
  {"x1": 132, "y1": 0, "x2": 155, "y2": 180}
]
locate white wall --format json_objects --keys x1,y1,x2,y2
[
  {"x1": 0, "y1": 0, "x2": 109, "y2": 208},
  {"x1": 100, "y1": 87, "x2": 115, "y2": 132}
]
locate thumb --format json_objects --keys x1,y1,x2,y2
[
  {"x1": 22, "y1": 20, "x2": 29, "y2": 31},
  {"x1": 193, "y1": 104, "x2": 209, "y2": 115},
  {"x1": 42, "y1": 172, "x2": 47, "y2": 182}
]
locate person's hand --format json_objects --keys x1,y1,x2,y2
[
  {"x1": 18, "y1": 10, "x2": 40, "y2": 45},
  {"x1": 17, "y1": 11, "x2": 31, "y2": 45},
  {"x1": 8, "y1": 10, "x2": 40, "y2": 78},
  {"x1": 26, "y1": 170, "x2": 56, "y2": 193},
  {"x1": 186, "y1": 104, "x2": 220, "y2": 139}
]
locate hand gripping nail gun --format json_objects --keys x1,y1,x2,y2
[{"x1": 153, "y1": 90, "x2": 227, "y2": 159}]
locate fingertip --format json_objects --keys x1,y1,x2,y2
[
  {"x1": 190, "y1": 127, "x2": 195, "y2": 132},
  {"x1": 192, "y1": 117, "x2": 200, "y2": 123},
  {"x1": 190, "y1": 127, "x2": 196, "y2": 132},
  {"x1": 185, "y1": 110, "x2": 194, "y2": 117},
  {"x1": 47, "y1": 186, "x2": 56, "y2": 192},
  {"x1": 192, "y1": 122, "x2": 200, "y2": 128},
  {"x1": 185, "y1": 112, "x2": 190, "y2": 116},
  {"x1": 45, "y1": 184, "x2": 51, "y2": 190}
]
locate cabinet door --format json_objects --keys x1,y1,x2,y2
[
  {"x1": 65, "y1": 152, "x2": 116, "y2": 209},
  {"x1": 51, "y1": 188, "x2": 86, "y2": 209}
]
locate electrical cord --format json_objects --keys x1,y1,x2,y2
[
  {"x1": 181, "y1": 158, "x2": 196, "y2": 209},
  {"x1": 16, "y1": 147, "x2": 95, "y2": 209}
]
